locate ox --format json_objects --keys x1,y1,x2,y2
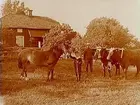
[
  {"x1": 98, "y1": 48, "x2": 122, "y2": 77},
  {"x1": 107, "y1": 48, "x2": 140, "y2": 79},
  {"x1": 98, "y1": 48, "x2": 112, "y2": 77}
]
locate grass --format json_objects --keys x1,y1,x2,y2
[{"x1": 1, "y1": 58, "x2": 140, "y2": 105}]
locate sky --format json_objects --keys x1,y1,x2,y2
[{"x1": 0, "y1": 0, "x2": 140, "y2": 39}]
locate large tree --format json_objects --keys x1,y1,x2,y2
[
  {"x1": 42, "y1": 23, "x2": 77, "y2": 51},
  {"x1": 84, "y1": 17, "x2": 133, "y2": 48},
  {"x1": 126, "y1": 37, "x2": 140, "y2": 49},
  {"x1": 1, "y1": 0, "x2": 30, "y2": 16},
  {"x1": 70, "y1": 33, "x2": 85, "y2": 54}
]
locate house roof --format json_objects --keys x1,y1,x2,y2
[{"x1": 1, "y1": 14, "x2": 60, "y2": 29}]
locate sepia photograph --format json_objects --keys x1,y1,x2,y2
[{"x1": 0, "y1": 0, "x2": 140, "y2": 105}]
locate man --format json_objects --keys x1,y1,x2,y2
[
  {"x1": 70, "y1": 48, "x2": 82, "y2": 81},
  {"x1": 84, "y1": 43, "x2": 93, "y2": 72}
]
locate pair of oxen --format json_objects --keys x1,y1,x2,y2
[
  {"x1": 98, "y1": 48, "x2": 140, "y2": 79},
  {"x1": 71, "y1": 47, "x2": 140, "y2": 81}
]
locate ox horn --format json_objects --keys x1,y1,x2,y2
[{"x1": 120, "y1": 48, "x2": 124, "y2": 58}]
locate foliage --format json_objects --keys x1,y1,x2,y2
[
  {"x1": 70, "y1": 34, "x2": 85, "y2": 54},
  {"x1": 1, "y1": 0, "x2": 30, "y2": 16},
  {"x1": 126, "y1": 37, "x2": 140, "y2": 49},
  {"x1": 42, "y1": 23, "x2": 76, "y2": 50},
  {"x1": 84, "y1": 17, "x2": 133, "y2": 48}
]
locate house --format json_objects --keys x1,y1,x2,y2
[{"x1": 1, "y1": 11, "x2": 60, "y2": 47}]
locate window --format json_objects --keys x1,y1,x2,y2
[
  {"x1": 16, "y1": 36, "x2": 24, "y2": 47},
  {"x1": 17, "y1": 29, "x2": 23, "y2": 33}
]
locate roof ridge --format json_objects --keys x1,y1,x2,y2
[
  {"x1": 32, "y1": 15, "x2": 59, "y2": 24},
  {"x1": 1, "y1": 14, "x2": 59, "y2": 29}
]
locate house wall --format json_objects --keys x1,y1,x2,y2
[
  {"x1": 2, "y1": 28, "x2": 16, "y2": 46},
  {"x1": 14, "y1": 28, "x2": 25, "y2": 47},
  {"x1": 3, "y1": 28, "x2": 50, "y2": 47},
  {"x1": 28, "y1": 29, "x2": 49, "y2": 47},
  {"x1": 23, "y1": 29, "x2": 30, "y2": 47}
]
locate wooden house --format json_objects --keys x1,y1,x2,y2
[{"x1": 1, "y1": 12, "x2": 60, "y2": 47}]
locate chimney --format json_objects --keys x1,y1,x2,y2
[{"x1": 28, "y1": 10, "x2": 33, "y2": 16}]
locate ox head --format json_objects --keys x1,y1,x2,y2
[
  {"x1": 98, "y1": 48, "x2": 109, "y2": 59},
  {"x1": 106, "y1": 48, "x2": 115, "y2": 60},
  {"x1": 107, "y1": 48, "x2": 124, "y2": 61}
]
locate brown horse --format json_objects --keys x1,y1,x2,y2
[{"x1": 18, "y1": 43, "x2": 68, "y2": 81}]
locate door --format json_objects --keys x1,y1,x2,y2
[{"x1": 16, "y1": 36, "x2": 24, "y2": 47}]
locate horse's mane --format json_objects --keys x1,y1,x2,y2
[{"x1": 51, "y1": 45, "x2": 60, "y2": 50}]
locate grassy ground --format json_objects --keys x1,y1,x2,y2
[{"x1": 1, "y1": 58, "x2": 140, "y2": 105}]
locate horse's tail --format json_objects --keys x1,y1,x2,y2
[{"x1": 18, "y1": 57, "x2": 23, "y2": 69}]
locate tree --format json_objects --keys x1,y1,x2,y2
[
  {"x1": 84, "y1": 17, "x2": 133, "y2": 48},
  {"x1": 1, "y1": 0, "x2": 30, "y2": 16},
  {"x1": 71, "y1": 33, "x2": 85, "y2": 54},
  {"x1": 42, "y1": 23, "x2": 77, "y2": 51},
  {"x1": 126, "y1": 37, "x2": 140, "y2": 49}
]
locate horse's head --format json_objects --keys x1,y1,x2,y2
[{"x1": 57, "y1": 42, "x2": 71, "y2": 54}]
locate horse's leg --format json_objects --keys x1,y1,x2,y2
[
  {"x1": 20, "y1": 69, "x2": 25, "y2": 79},
  {"x1": 20, "y1": 65, "x2": 29, "y2": 81},
  {"x1": 20, "y1": 63, "x2": 26, "y2": 79},
  {"x1": 50, "y1": 69, "x2": 54, "y2": 80},
  {"x1": 23, "y1": 62, "x2": 30, "y2": 81},
  {"x1": 24, "y1": 70, "x2": 29, "y2": 81},
  {"x1": 48, "y1": 64, "x2": 56, "y2": 81},
  {"x1": 47, "y1": 70, "x2": 51, "y2": 80},
  {"x1": 23, "y1": 64, "x2": 29, "y2": 81}
]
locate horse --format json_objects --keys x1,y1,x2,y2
[{"x1": 18, "y1": 43, "x2": 68, "y2": 81}]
